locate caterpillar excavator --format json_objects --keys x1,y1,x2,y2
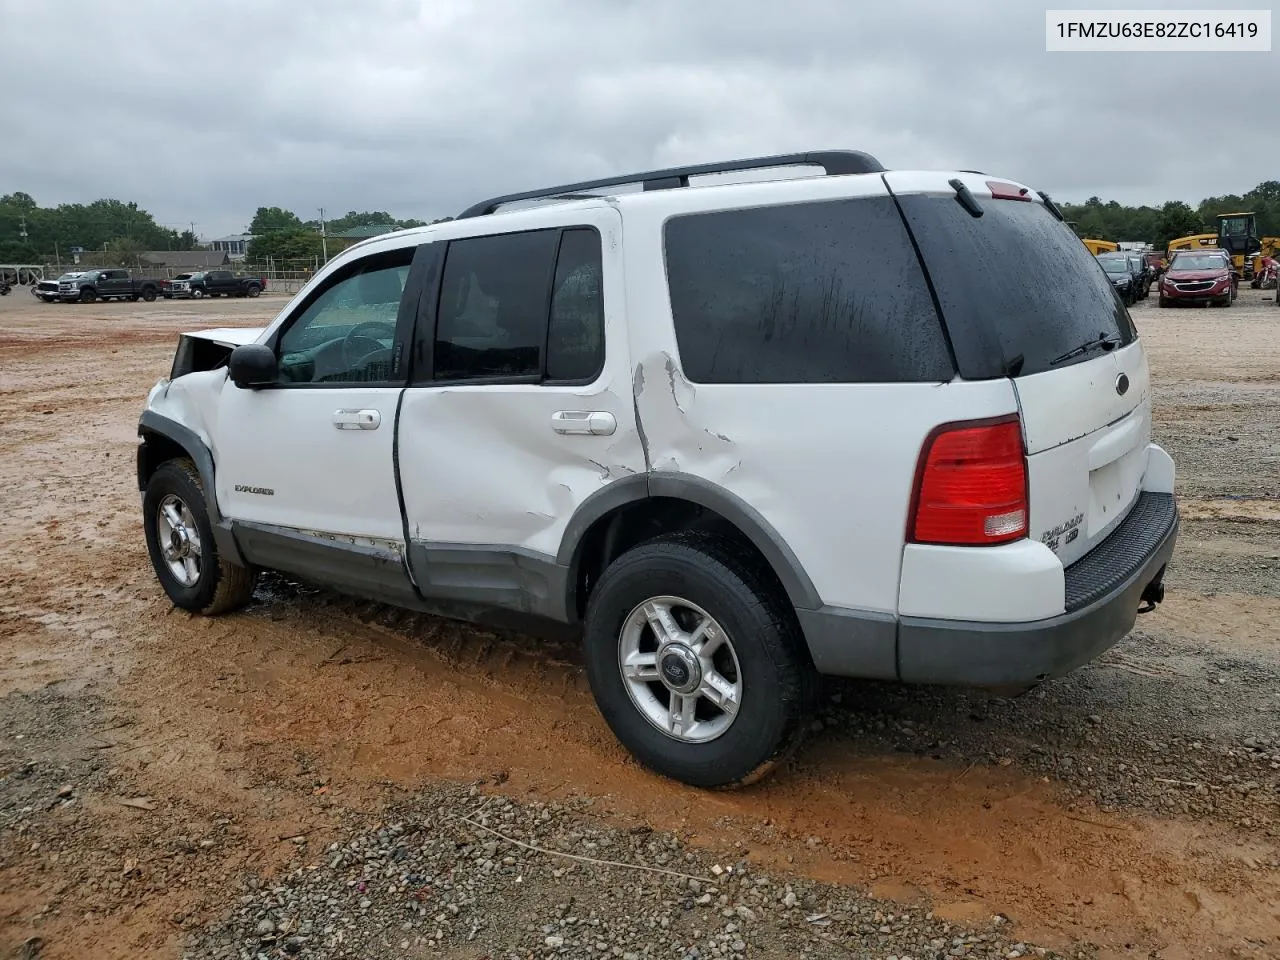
[{"x1": 1167, "y1": 232, "x2": 1220, "y2": 259}]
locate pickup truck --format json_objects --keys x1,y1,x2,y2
[
  {"x1": 58, "y1": 269, "x2": 162, "y2": 303},
  {"x1": 34, "y1": 277, "x2": 65, "y2": 302},
  {"x1": 164, "y1": 270, "x2": 266, "y2": 300}
]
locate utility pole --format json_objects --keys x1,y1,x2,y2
[{"x1": 318, "y1": 207, "x2": 328, "y2": 263}]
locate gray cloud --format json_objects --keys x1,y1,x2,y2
[{"x1": 2, "y1": 0, "x2": 1275, "y2": 238}]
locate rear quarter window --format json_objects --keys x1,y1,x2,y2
[{"x1": 663, "y1": 197, "x2": 955, "y2": 384}]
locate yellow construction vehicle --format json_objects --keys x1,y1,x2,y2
[
  {"x1": 1166, "y1": 233, "x2": 1220, "y2": 264},
  {"x1": 1215, "y1": 212, "x2": 1262, "y2": 278},
  {"x1": 1082, "y1": 238, "x2": 1119, "y2": 255}
]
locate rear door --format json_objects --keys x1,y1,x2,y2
[
  {"x1": 397, "y1": 206, "x2": 645, "y2": 585},
  {"x1": 101, "y1": 270, "x2": 129, "y2": 298},
  {"x1": 889, "y1": 172, "x2": 1147, "y2": 566}
]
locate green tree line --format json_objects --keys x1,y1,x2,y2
[
  {"x1": 9, "y1": 182, "x2": 1277, "y2": 268},
  {"x1": 0, "y1": 191, "x2": 198, "y2": 263},
  {"x1": 244, "y1": 206, "x2": 443, "y2": 262},
  {"x1": 1062, "y1": 180, "x2": 1280, "y2": 248}
]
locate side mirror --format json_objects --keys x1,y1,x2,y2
[{"x1": 228, "y1": 343, "x2": 278, "y2": 388}]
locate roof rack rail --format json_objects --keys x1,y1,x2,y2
[{"x1": 456, "y1": 150, "x2": 885, "y2": 219}]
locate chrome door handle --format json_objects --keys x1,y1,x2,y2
[
  {"x1": 333, "y1": 408, "x2": 381, "y2": 430},
  {"x1": 551, "y1": 410, "x2": 617, "y2": 436}
]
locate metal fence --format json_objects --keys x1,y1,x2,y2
[
  {"x1": 3, "y1": 257, "x2": 324, "y2": 297},
  {"x1": 0, "y1": 264, "x2": 48, "y2": 284}
]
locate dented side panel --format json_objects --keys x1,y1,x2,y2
[
  {"x1": 398, "y1": 206, "x2": 646, "y2": 558},
  {"x1": 621, "y1": 181, "x2": 1022, "y2": 614},
  {"x1": 142, "y1": 368, "x2": 228, "y2": 463},
  {"x1": 631, "y1": 354, "x2": 1019, "y2": 613}
]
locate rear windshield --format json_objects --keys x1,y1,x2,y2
[
  {"x1": 664, "y1": 197, "x2": 955, "y2": 384},
  {"x1": 896, "y1": 195, "x2": 1135, "y2": 378}
]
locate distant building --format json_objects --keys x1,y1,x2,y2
[
  {"x1": 209, "y1": 234, "x2": 255, "y2": 260},
  {"x1": 333, "y1": 224, "x2": 400, "y2": 241},
  {"x1": 139, "y1": 250, "x2": 231, "y2": 270}
]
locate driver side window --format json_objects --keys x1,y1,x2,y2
[{"x1": 277, "y1": 250, "x2": 414, "y2": 384}]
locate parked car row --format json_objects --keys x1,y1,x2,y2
[
  {"x1": 1094, "y1": 248, "x2": 1244, "y2": 309},
  {"x1": 1095, "y1": 251, "x2": 1153, "y2": 305},
  {"x1": 31, "y1": 268, "x2": 267, "y2": 303}
]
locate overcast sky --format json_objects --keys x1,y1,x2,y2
[{"x1": 1, "y1": 0, "x2": 1275, "y2": 239}]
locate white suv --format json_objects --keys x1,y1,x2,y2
[{"x1": 136, "y1": 151, "x2": 1178, "y2": 787}]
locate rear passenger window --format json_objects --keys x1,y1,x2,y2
[
  {"x1": 432, "y1": 227, "x2": 605, "y2": 383},
  {"x1": 547, "y1": 229, "x2": 604, "y2": 381},
  {"x1": 664, "y1": 198, "x2": 954, "y2": 384}
]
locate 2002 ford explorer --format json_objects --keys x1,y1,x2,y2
[{"x1": 135, "y1": 151, "x2": 1179, "y2": 787}]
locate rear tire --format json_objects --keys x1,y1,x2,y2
[
  {"x1": 246, "y1": 284, "x2": 261, "y2": 298},
  {"x1": 582, "y1": 532, "x2": 816, "y2": 788},
  {"x1": 143, "y1": 459, "x2": 256, "y2": 615},
  {"x1": 142, "y1": 288, "x2": 157, "y2": 302}
]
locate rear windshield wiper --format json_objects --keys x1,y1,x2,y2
[
  {"x1": 1037, "y1": 190, "x2": 1065, "y2": 221},
  {"x1": 1049, "y1": 332, "x2": 1122, "y2": 367}
]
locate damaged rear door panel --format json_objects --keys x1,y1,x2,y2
[{"x1": 398, "y1": 206, "x2": 646, "y2": 603}]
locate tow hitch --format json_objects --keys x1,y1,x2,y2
[{"x1": 1137, "y1": 567, "x2": 1167, "y2": 614}]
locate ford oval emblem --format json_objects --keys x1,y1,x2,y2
[{"x1": 1115, "y1": 373, "x2": 1130, "y2": 396}]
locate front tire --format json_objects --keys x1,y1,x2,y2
[
  {"x1": 583, "y1": 532, "x2": 815, "y2": 788},
  {"x1": 79, "y1": 289, "x2": 96, "y2": 302},
  {"x1": 190, "y1": 287, "x2": 205, "y2": 299},
  {"x1": 143, "y1": 459, "x2": 256, "y2": 615}
]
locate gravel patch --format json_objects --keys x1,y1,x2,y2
[{"x1": 185, "y1": 786, "x2": 1080, "y2": 960}]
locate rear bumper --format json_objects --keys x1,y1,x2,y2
[{"x1": 896, "y1": 492, "x2": 1178, "y2": 686}]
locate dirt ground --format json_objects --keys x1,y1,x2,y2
[{"x1": 1, "y1": 285, "x2": 1278, "y2": 959}]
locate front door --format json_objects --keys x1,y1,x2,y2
[
  {"x1": 212, "y1": 243, "x2": 432, "y2": 597},
  {"x1": 101, "y1": 270, "x2": 130, "y2": 298}
]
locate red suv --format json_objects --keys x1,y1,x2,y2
[{"x1": 1158, "y1": 251, "x2": 1237, "y2": 307}]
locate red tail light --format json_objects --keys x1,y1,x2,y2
[{"x1": 909, "y1": 416, "x2": 1028, "y2": 546}]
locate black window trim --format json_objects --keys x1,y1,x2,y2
[
  {"x1": 256, "y1": 242, "x2": 434, "y2": 391},
  {"x1": 410, "y1": 223, "x2": 606, "y2": 388}
]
